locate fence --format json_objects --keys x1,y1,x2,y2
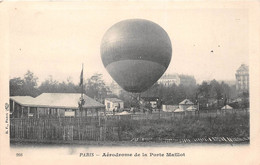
[
  {"x1": 10, "y1": 117, "x2": 119, "y2": 142},
  {"x1": 10, "y1": 109, "x2": 249, "y2": 143}
]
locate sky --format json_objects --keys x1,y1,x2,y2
[{"x1": 8, "y1": 2, "x2": 249, "y2": 85}]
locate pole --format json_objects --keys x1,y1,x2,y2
[
  {"x1": 197, "y1": 101, "x2": 200, "y2": 117},
  {"x1": 80, "y1": 63, "x2": 84, "y2": 118},
  {"x1": 138, "y1": 93, "x2": 141, "y2": 112},
  {"x1": 159, "y1": 106, "x2": 160, "y2": 119},
  {"x1": 81, "y1": 63, "x2": 84, "y2": 99}
]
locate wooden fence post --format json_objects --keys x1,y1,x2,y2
[
  {"x1": 63, "y1": 126, "x2": 64, "y2": 141},
  {"x1": 28, "y1": 107, "x2": 30, "y2": 118},
  {"x1": 100, "y1": 126, "x2": 102, "y2": 141}
]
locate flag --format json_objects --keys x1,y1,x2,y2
[{"x1": 80, "y1": 67, "x2": 83, "y2": 86}]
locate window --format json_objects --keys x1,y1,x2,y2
[{"x1": 107, "y1": 102, "x2": 110, "y2": 109}]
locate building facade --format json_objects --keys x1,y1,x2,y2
[
  {"x1": 179, "y1": 75, "x2": 196, "y2": 86},
  {"x1": 104, "y1": 98, "x2": 124, "y2": 112},
  {"x1": 157, "y1": 74, "x2": 180, "y2": 86},
  {"x1": 158, "y1": 74, "x2": 196, "y2": 87},
  {"x1": 140, "y1": 97, "x2": 159, "y2": 109},
  {"x1": 9, "y1": 93, "x2": 105, "y2": 118},
  {"x1": 235, "y1": 64, "x2": 249, "y2": 92},
  {"x1": 162, "y1": 104, "x2": 179, "y2": 112}
]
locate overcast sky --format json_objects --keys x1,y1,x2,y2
[{"x1": 9, "y1": 2, "x2": 249, "y2": 85}]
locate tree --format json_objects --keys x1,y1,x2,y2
[
  {"x1": 118, "y1": 90, "x2": 140, "y2": 108},
  {"x1": 9, "y1": 77, "x2": 25, "y2": 96},
  {"x1": 198, "y1": 81, "x2": 210, "y2": 99},
  {"x1": 24, "y1": 71, "x2": 38, "y2": 86},
  {"x1": 220, "y1": 81, "x2": 231, "y2": 99},
  {"x1": 139, "y1": 82, "x2": 198, "y2": 105},
  {"x1": 38, "y1": 75, "x2": 59, "y2": 93},
  {"x1": 144, "y1": 101, "x2": 152, "y2": 113},
  {"x1": 23, "y1": 71, "x2": 40, "y2": 97},
  {"x1": 229, "y1": 84, "x2": 238, "y2": 99},
  {"x1": 39, "y1": 75, "x2": 82, "y2": 94},
  {"x1": 9, "y1": 71, "x2": 39, "y2": 97},
  {"x1": 197, "y1": 81, "x2": 210, "y2": 109},
  {"x1": 240, "y1": 91, "x2": 249, "y2": 109},
  {"x1": 141, "y1": 83, "x2": 160, "y2": 97},
  {"x1": 85, "y1": 73, "x2": 108, "y2": 103},
  {"x1": 209, "y1": 80, "x2": 223, "y2": 108}
]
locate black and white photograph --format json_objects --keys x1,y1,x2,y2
[{"x1": 0, "y1": 1, "x2": 259, "y2": 165}]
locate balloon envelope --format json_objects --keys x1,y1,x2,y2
[{"x1": 101, "y1": 19, "x2": 172, "y2": 93}]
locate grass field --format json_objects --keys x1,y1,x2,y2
[{"x1": 110, "y1": 112, "x2": 249, "y2": 142}]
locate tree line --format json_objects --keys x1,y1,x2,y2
[
  {"x1": 9, "y1": 71, "x2": 110, "y2": 103},
  {"x1": 120, "y1": 79, "x2": 248, "y2": 110},
  {"x1": 10, "y1": 70, "x2": 248, "y2": 109}
]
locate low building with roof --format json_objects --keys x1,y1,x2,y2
[
  {"x1": 172, "y1": 100, "x2": 198, "y2": 115},
  {"x1": 221, "y1": 105, "x2": 233, "y2": 110},
  {"x1": 140, "y1": 97, "x2": 159, "y2": 109},
  {"x1": 179, "y1": 99, "x2": 195, "y2": 111},
  {"x1": 104, "y1": 98, "x2": 124, "y2": 112},
  {"x1": 220, "y1": 105, "x2": 235, "y2": 114},
  {"x1": 162, "y1": 104, "x2": 179, "y2": 112},
  {"x1": 10, "y1": 93, "x2": 105, "y2": 118}
]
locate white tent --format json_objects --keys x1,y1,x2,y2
[
  {"x1": 187, "y1": 106, "x2": 197, "y2": 111},
  {"x1": 174, "y1": 108, "x2": 185, "y2": 113},
  {"x1": 116, "y1": 111, "x2": 131, "y2": 115},
  {"x1": 179, "y1": 99, "x2": 194, "y2": 105},
  {"x1": 221, "y1": 105, "x2": 233, "y2": 110}
]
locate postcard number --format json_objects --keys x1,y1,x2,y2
[{"x1": 16, "y1": 153, "x2": 23, "y2": 157}]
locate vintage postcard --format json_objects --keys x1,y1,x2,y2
[{"x1": 0, "y1": 1, "x2": 260, "y2": 165}]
